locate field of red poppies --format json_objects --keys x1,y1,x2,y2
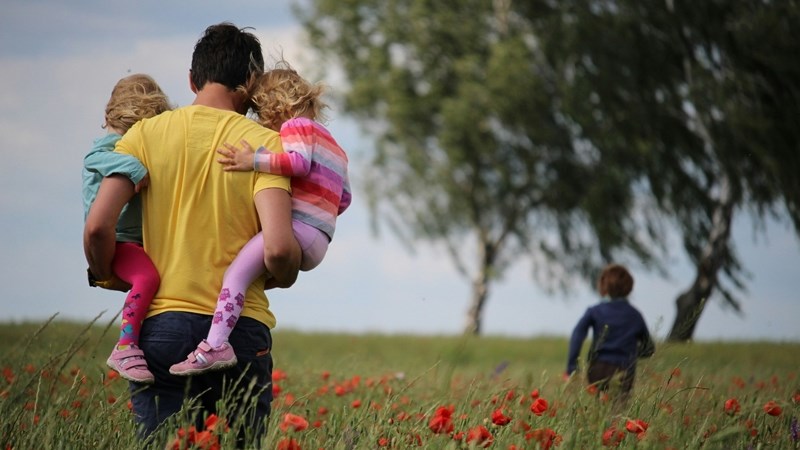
[{"x1": 1, "y1": 319, "x2": 798, "y2": 449}]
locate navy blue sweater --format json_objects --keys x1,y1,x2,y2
[{"x1": 566, "y1": 298, "x2": 654, "y2": 374}]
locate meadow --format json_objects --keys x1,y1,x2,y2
[{"x1": 0, "y1": 317, "x2": 797, "y2": 449}]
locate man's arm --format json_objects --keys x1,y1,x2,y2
[
  {"x1": 254, "y1": 187, "x2": 301, "y2": 288},
  {"x1": 84, "y1": 175, "x2": 135, "y2": 281}
]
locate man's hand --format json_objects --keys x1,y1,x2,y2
[
  {"x1": 88, "y1": 269, "x2": 131, "y2": 292},
  {"x1": 263, "y1": 277, "x2": 279, "y2": 291},
  {"x1": 134, "y1": 173, "x2": 150, "y2": 193}
]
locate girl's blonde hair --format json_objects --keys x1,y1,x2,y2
[
  {"x1": 244, "y1": 61, "x2": 328, "y2": 131},
  {"x1": 104, "y1": 74, "x2": 171, "y2": 134}
]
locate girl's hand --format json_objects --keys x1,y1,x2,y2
[
  {"x1": 217, "y1": 140, "x2": 256, "y2": 172},
  {"x1": 134, "y1": 173, "x2": 150, "y2": 193}
]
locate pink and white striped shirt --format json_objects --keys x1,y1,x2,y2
[{"x1": 254, "y1": 117, "x2": 351, "y2": 239}]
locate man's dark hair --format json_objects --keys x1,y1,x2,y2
[{"x1": 191, "y1": 22, "x2": 264, "y2": 91}]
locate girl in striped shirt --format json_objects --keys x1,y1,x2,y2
[{"x1": 170, "y1": 64, "x2": 351, "y2": 376}]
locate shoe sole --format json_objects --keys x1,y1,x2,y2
[{"x1": 169, "y1": 358, "x2": 238, "y2": 377}]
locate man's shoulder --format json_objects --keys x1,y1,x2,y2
[{"x1": 228, "y1": 116, "x2": 282, "y2": 149}]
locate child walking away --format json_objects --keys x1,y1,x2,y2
[
  {"x1": 565, "y1": 264, "x2": 655, "y2": 402},
  {"x1": 83, "y1": 74, "x2": 171, "y2": 383},
  {"x1": 169, "y1": 63, "x2": 351, "y2": 376}
]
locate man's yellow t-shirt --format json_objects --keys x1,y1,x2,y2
[{"x1": 116, "y1": 105, "x2": 289, "y2": 328}]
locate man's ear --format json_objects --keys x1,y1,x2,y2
[{"x1": 189, "y1": 71, "x2": 198, "y2": 93}]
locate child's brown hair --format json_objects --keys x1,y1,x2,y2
[
  {"x1": 597, "y1": 264, "x2": 634, "y2": 298},
  {"x1": 245, "y1": 61, "x2": 327, "y2": 131},
  {"x1": 104, "y1": 74, "x2": 171, "y2": 134}
]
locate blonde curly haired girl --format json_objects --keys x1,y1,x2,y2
[
  {"x1": 170, "y1": 63, "x2": 352, "y2": 376},
  {"x1": 83, "y1": 73, "x2": 171, "y2": 383}
]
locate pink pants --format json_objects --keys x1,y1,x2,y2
[{"x1": 113, "y1": 242, "x2": 159, "y2": 346}]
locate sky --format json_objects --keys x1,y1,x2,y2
[{"x1": 1, "y1": 0, "x2": 798, "y2": 343}]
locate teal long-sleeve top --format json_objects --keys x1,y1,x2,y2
[{"x1": 82, "y1": 133, "x2": 147, "y2": 244}]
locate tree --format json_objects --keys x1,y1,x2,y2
[
  {"x1": 297, "y1": 0, "x2": 800, "y2": 338},
  {"x1": 530, "y1": 0, "x2": 800, "y2": 341},
  {"x1": 666, "y1": 1, "x2": 800, "y2": 340},
  {"x1": 297, "y1": 0, "x2": 660, "y2": 334}
]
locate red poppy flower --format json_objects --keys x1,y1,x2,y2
[
  {"x1": 193, "y1": 430, "x2": 219, "y2": 450},
  {"x1": 602, "y1": 426, "x2": 625, "y2": 447},
  {"x1": 491, "y1": 408, "x2": 512, "y2": 426},
  {"x1": 763, "y1": 400, "x2": 782, "y2": 416},
  {"x1": 279, "y1": 413, "x2": 309, "y2": 432},
  {"x1": 428, "y1": 406, "x2": 455, "y2": 434},
  {"x1": 527, "y1": 428, "x2": 560, "y2": 450},
  {"x1": 204, "y1": 414, "x2": 228, "y2": 432},
  {"x1": 723, "y1": 398, "x2": 740, "y2": 416},
  {"x1": 530, "y1": 398, "x2": 549, "y2": 416},
  {"x1": 276, "y1": 438, "x2": 301, "y2": 450},
  {"x1": 625, "y1": 419, "x2": 648, "y2": 435},
  {"x1": 466, "y1": 425, "x2": 494, "y2": 448}
]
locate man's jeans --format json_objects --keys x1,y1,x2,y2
[{"x1": 130, "y1": 312, "x2": 273, "y2": 443}]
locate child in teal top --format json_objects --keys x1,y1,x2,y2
[{"x1": 82, "y1": 73, "x2": 171, "y2": 383}]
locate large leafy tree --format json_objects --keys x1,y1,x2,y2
[
  {"x1": 531, "y1": 0, "x2": 800, "y2": 341},
  {"x1": 297, "y1": 0, "x2": 659, "y2": 334},
  {"x1": 296, "y1": 0, "x2": 800, "y2": 338}
]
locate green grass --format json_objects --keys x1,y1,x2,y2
[{"x1": 1, "y1": 319, "x2": 798, "y2": 449}]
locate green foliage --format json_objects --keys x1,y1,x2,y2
[
  {"x1": 1, "y1": 321, "x2": 799, "y2": 449},
  {"x1": 297, "y1": 0, "x2": 800, "y2": 337},
  {"x1": 298, "y1": 0, "x2": 638, "y2": 295}
]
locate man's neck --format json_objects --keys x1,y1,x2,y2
[{"x1": 192, "y1": 83, "x2": 242, "y2": 112}]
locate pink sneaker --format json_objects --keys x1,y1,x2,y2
[
  {"x1": 169, "y1": 340, "x2": 237, "y2": 376},
  {"x1": 107, "y1": 346, "x2": 154, "y2": 384}
]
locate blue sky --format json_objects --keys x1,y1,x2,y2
[{"x1": 1, "y1": 0, "x2": 798, "y2": 342}]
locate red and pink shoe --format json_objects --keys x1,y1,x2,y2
[{"x1": 107, "y1": 345, "x2": 154, "y2": 384}]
